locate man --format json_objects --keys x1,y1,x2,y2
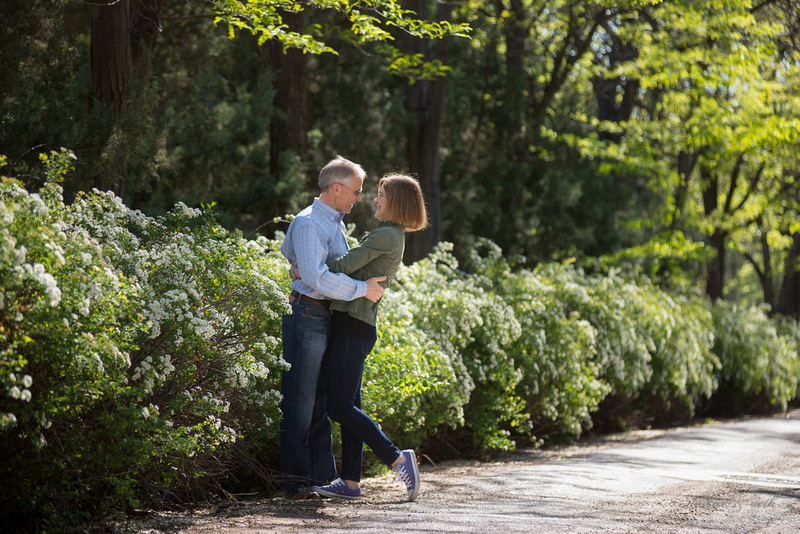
[{"x1": 279, "y1": 156, "x2": 386, "y2": 499}]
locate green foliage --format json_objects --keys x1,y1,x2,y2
[
  {"x1": 643, "y1": 294, "x2": 718, "y2": 416},
  {"x1": 4, "y1": 154, "x2": 800, "y2": 529},
  {"x1": 136, "y1": 20, "x2": 311, "y2": 231},
  {"x1": 211, "y1": 0, "x2": 470, "y2": 79},
  {"x1": 0, "y1": 0, "x2": 94, "y2": 191},
  {"x1": 596, "y1": 231, "x2": 709, "y2": 291},
  {"x1": 389, "y1": 242, "x2": 525, "y2": 452},
  {"x1": 582, "y1": 0, "x2": 800, "y2": 308},
  {"x1": 710, "y1": 301, "x2": 800, "y2": 414},
  {"x1": 500, "y1": 261, "x2": 608, "y2": 441},
  {"x1": 363, "y1": 304, "x2": 462, "y2": 449},
  {"x1": 1, "y1": 153, "x2": 289, "y2": 530},
  {"x1": 533, "y1": 262, "x2": 719, "y2": 426}
]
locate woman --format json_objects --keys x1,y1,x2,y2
[{"x1": 312, "y1": 173, "x2": 428, "y2": 501}]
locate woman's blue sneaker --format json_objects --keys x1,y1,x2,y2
[
  {"x1": 311, "y1": 478, "x2": 362, "y2": 500},
  {"x1": 392, "y1": 449, "x2": 420, "y2": 500}
]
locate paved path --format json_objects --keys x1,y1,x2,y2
[{"x1": 131, "y1": 412, "x2": 800, "y2": 533}]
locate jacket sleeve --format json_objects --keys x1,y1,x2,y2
[{"x1": 327, "y1": 228, "x2": 395, "y2": 275}]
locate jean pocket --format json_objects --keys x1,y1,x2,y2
[{"x1": 291, "y1": 300, "x2": 329, "y2": 321}]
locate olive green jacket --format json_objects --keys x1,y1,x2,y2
[{"x1": 327, "y1": 222, "x2": 405, "y2": 326}]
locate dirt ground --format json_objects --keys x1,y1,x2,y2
[
  {"x1": 109, "y1": 429, "x2": 686, "y2": 532},
  {"x1": 111, "y1": 414, "x2": 800, "y2": 533}
]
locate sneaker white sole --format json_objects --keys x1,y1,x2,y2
[
  {"x1": 404, "y1": 450, "x2": 421, "y2": 501},
  {"x1": 311, "y1": 485, "x2": 361, "y2": 500}
]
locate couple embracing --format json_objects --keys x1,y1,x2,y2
[{"x1": 279, "y1": 156, "x2": 427, "y2": 501}]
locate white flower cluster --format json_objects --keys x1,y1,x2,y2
[
  {"x1": 0, "y1": 189, "x2": 65, "y2": 311},
  {"x1": 132, "y1": 354, "x2": 176, "y2": 394},
  {"x1": 7, "y1": 373, "x2": 34, "y2": 402},
  {"x1": 3, "y1": 373, "x2": 33, "y2": 428},
  {"x1": 141, "y1": 403, "x2": 160, "y2": 420},
  {"x1": 224, "y1": 351, "x2": 282, "y2": 408},
  {"x1": 202, "y1": 414, "x2": 237, "y2": 444},
  {"x1": 4, "y1": 180, "x2": 288, "y2": 456},
  {"x1": 173, "y1": 202, "x2": 202, "y2": 219}
]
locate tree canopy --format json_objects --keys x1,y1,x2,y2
[{"x1": 1, "y1": 0, "x2": 800, "y2": 312}]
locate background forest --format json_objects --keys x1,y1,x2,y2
[
  {"x1": 4, "y1": 0, "x2": 800, "y2": 307},
  {"x1": 3, "y1": 0, "x2": 800, "y2": 531}
]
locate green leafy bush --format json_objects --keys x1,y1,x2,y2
[
  {"x1": 458, "y1": 240, "x2": 608, "y2": 442},
  {"x1": 641, "y1": 294, "x2": 717, "y2": 420},
  {"x1": 2, "y1": 166, "x2": 142, "y2": 528},
  {"x1": 710, "y1": 301, "x2": 800, "y2": 414},
  {"x1": 363, "y1": 302, "x2": 463, "y2": 449},
  {"x1": 392, "y1": 242, "x2": 526, "y2": 452},
  {"x1": 1, "y1": 151, "x2": 289, "y2": 530},
  {"x1": 537, "y1": 264, "x2": 718, "y2": 428},
  {"x1": 3, "y1": 152, "x2": 800, "y2": 531},
  {"x1": 507, "y1": 262, "x2": 609, "y2": 440}
]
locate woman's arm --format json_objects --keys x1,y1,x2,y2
[{"x1": 327, "y1": 228, "x2": 396, "y2": 275}]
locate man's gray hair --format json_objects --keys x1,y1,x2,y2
[{"x1": 318, "y1": 156, "x2": 366, "y2": 191}]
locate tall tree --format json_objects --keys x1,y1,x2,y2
[
  {"x1": 437, "y1": 0, "x2": 652, "y2": 262},
  {"x1": 403, "y1": 0, "x2": 453, "y2": 263},
  {"x1": 586, "y1": 0, "x2": 800, "y2": 308},
  {"x1": 265, "y1": 10, "x2": 310, "y2": 187},
  {"x1": 90, "y1": 0, "x2": 164, "y2": 197},
  {"x1": 3, "y1": 1, "x2": 468, "y2": 205}
]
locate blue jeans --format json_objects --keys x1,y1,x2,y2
[
  {"x1": 279, "y1": 300, "x2": 337, "y2": 496},
  {"x1": 326, "y1": 329, "x2": 402, "y2": 482}
]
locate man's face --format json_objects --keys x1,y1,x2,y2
[{"x1": 334, "y1": 176, "x2": 364, "y2": 214}]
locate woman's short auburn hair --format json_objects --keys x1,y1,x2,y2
[{"x1": 379, "y1": 174, "x2": 428, "y2": 232}]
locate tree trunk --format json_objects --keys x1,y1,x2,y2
[
  {"x1": 267, "y1": 10, "x2": 309, "y2": 186},
  {"x1": 402, "y1": 0, "x2": 450, "y2": 264},
  {"x1": 702, "y1": 167, "x2": 724, "y2": 301},
  {"x1": 706, "y1": 229, "x2": 726, "y2": 302},
  {"x1": 90, "y1": 0, "x2": 162, "y2": 198},
  {"x1": 669, "y1": 150, "x2": 699, "y2": 232},
  {"x1": 777, "y1": 234, "x2": 800, "y2": 319},
  {"x1": 757, "y1": 217, "x2": 774, "y2": 310},
  {"x1": 498, "y1": 0, "x2": 528, "y2": 219},
  {"x1": 90, "y1": 0, "x2": 132, "y2": 197},
  {"x1": 131, "y1": 0, "x2": 163, "y2": 76},
  {"x1": 91, "y1": 0, "x2": 132, "y2": 117}
]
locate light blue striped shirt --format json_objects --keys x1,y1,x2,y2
[{"x1": 281, "y1": 198, "x2": 367, "y2": 301}]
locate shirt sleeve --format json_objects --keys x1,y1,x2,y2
[
  {"x1": 292, "y1": 219, "x2": 367, "y2": 301},
  {"x1": 327, "y1": 228, "x2": 394, "y2": 276}
]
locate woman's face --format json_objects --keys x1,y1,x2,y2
[{"x1": 374, "y1": 184, "x2": 387, "y2": 221}]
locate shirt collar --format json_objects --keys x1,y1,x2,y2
[
  {"x1": 378, "y1": 221, "x2": 405, "y2": 232},
  {"x1": 313, "y1": 197, "x2": 345, "y2": 223}
]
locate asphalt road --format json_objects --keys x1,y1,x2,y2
[{"x1": 130, "y1": 412, "x2": 800, "y2": 533}]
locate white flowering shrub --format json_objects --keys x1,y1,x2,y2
[
  {"x1": 3, "y1": 152, "x2": 798, "y2": 530},
  {"x1": 0, "y1": 151, "x2": 288, "y2": 529},
  {"x1": 1, "y1": 171, "x2": 144, "y2": 526},
  {"x1": 529, "y1": 262, "x2": 720, "y2": 430},
  {"x1": 539, "y1": 265, "x2": 719, "y2": 424},
  {"x1": 502, "y1": 264, "x2": 609, "y2": 440},
  {"x1": 637, "y1": 292, "x2": 718, "y2": 418},
  {"x1": 546, "y1": 267, "x2": 654, "y2": 396},
  {"x1": 389, "y1": 242, "x2": 528, "y2": 452},
  {"x1": 363, "y1": 285, "x2": 465, "y2": 450}
]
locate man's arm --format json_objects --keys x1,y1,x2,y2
[
  {"x1": 290, "y1": 262, "x2": 385, "y2": 303},
  {"x1": 291, "y1": 220, "x2": 375, "y2": 301}
]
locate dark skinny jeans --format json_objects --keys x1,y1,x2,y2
[{"x1": 325, "y1": 319, "x2": 402, "y2": 482}]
